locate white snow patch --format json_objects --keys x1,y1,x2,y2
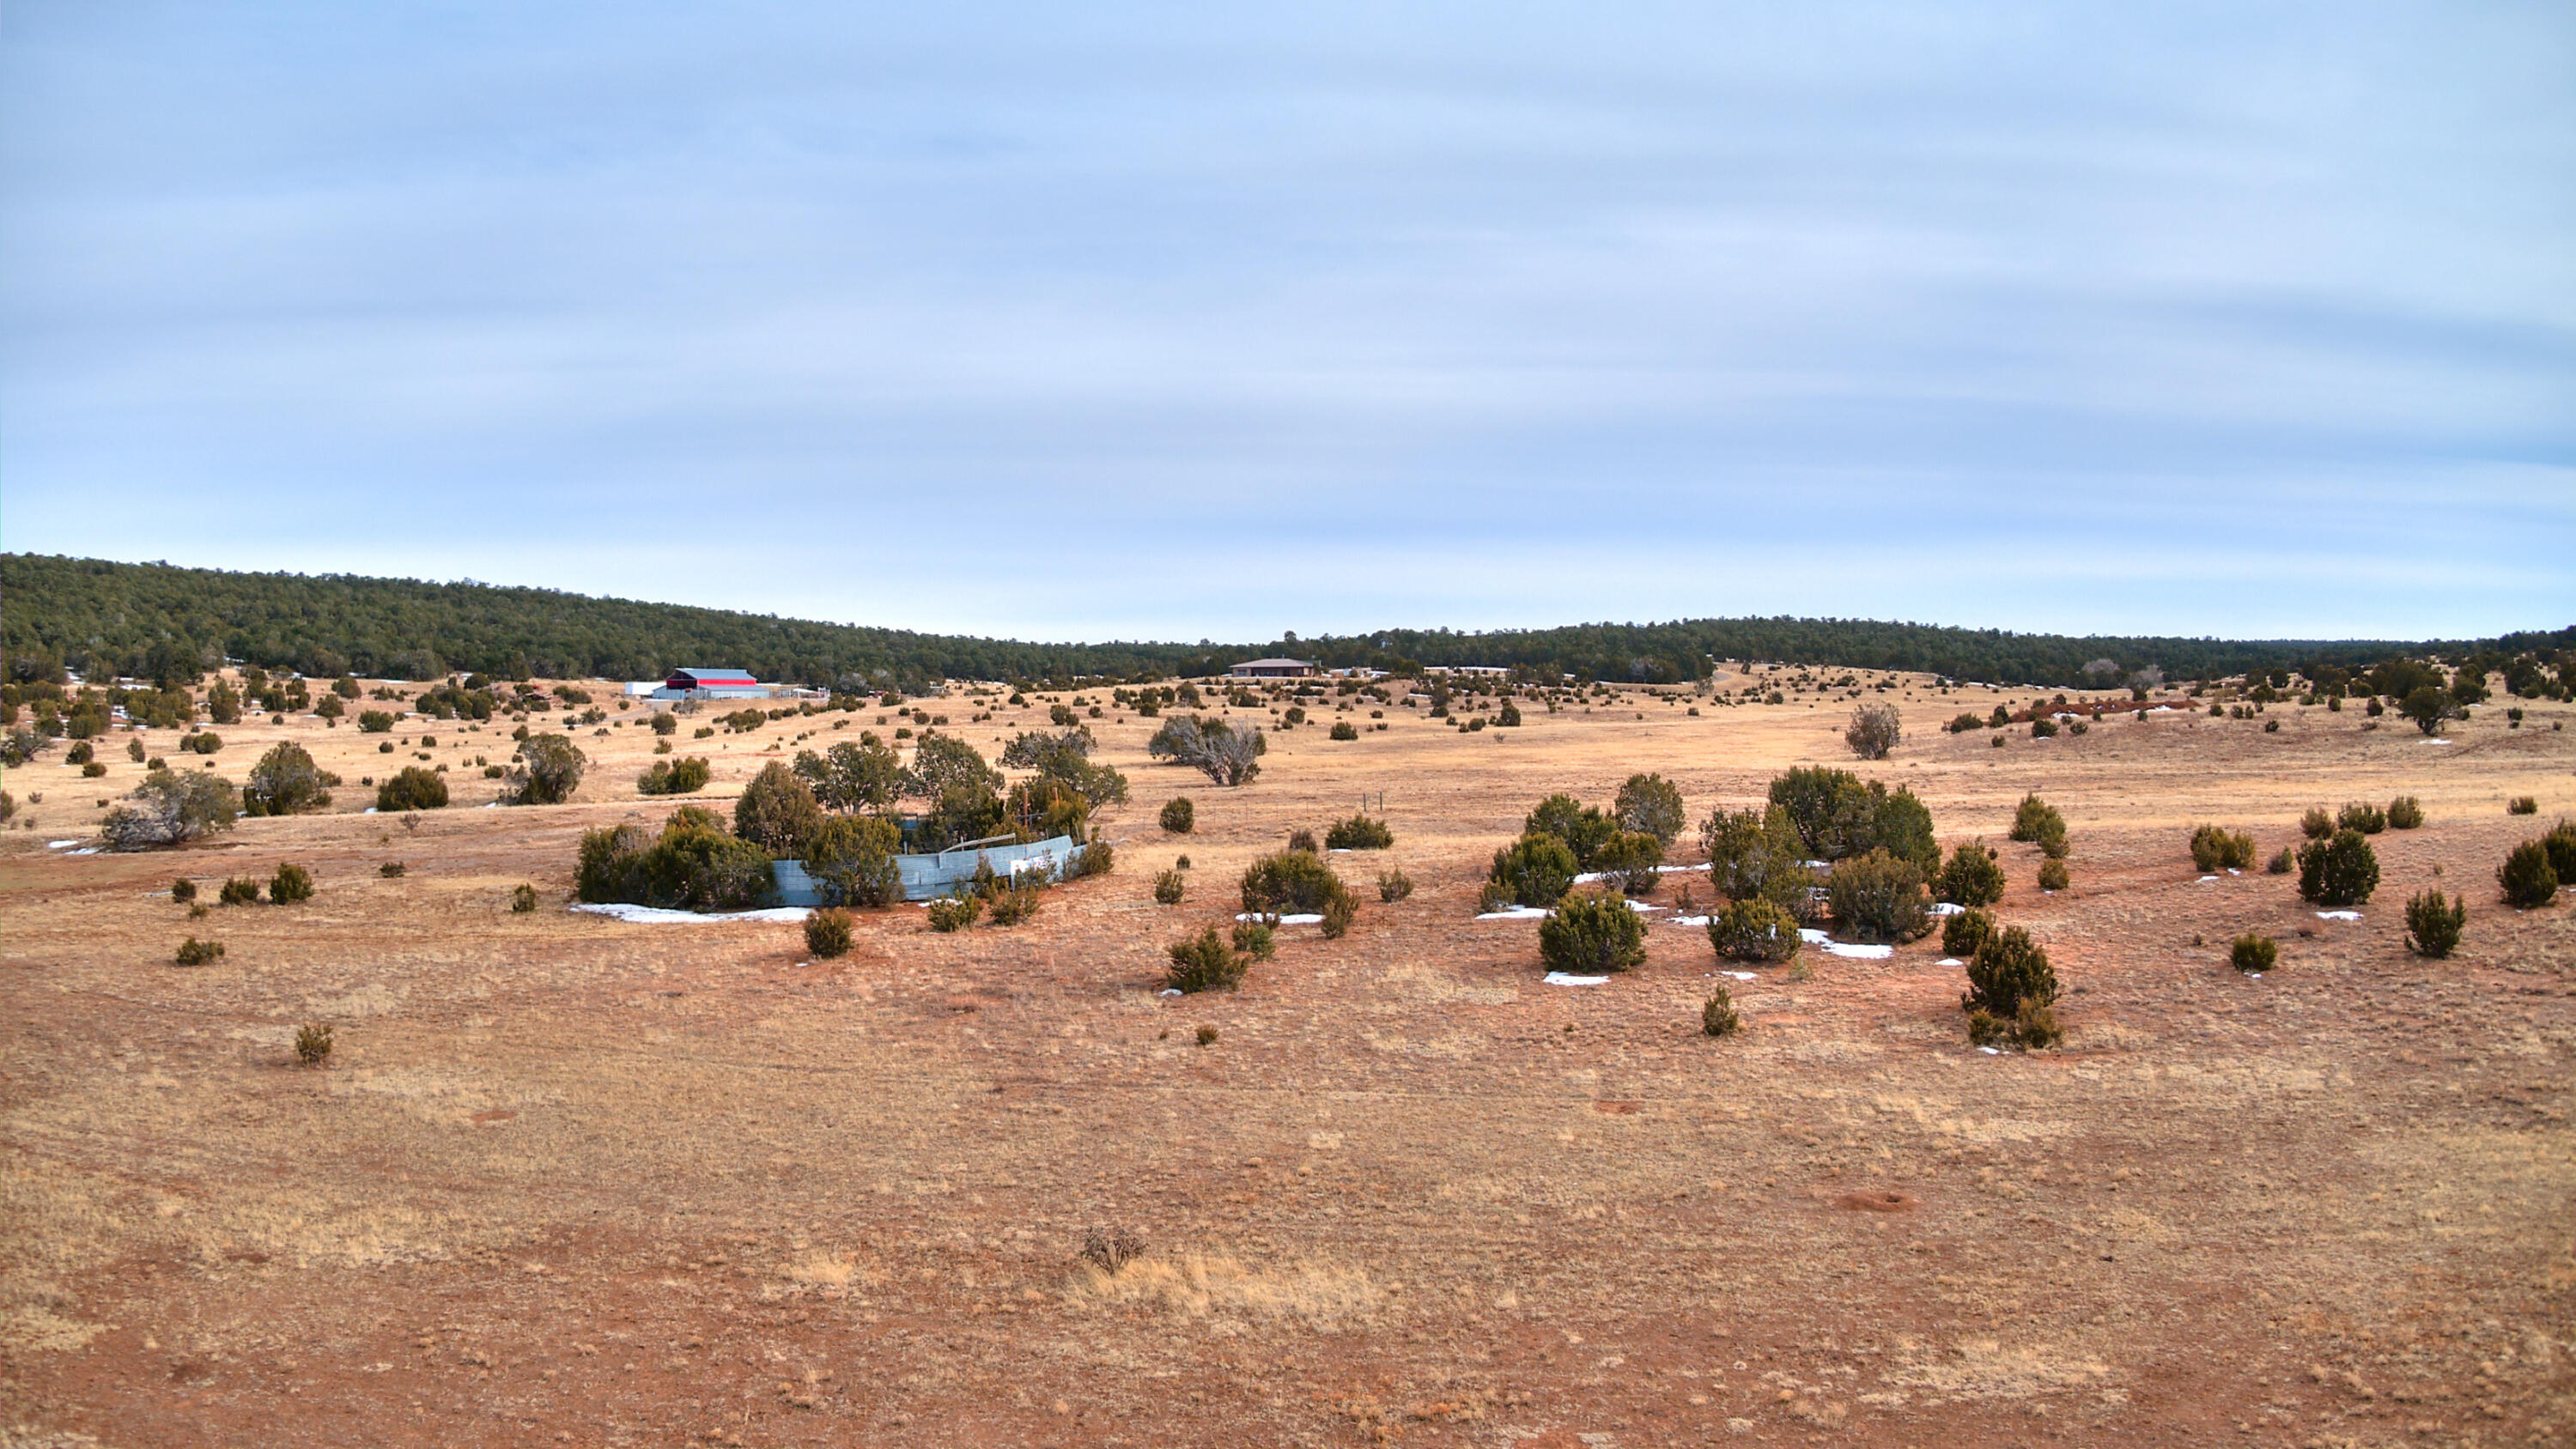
[
  {"x1": 570, "y1": 902, "x2": 813, "y2": 925},
  {"x1": 362, "y1": 807, "x2": 379, "y2": 815},
  {"x1": 70, "y1": 847, "x2": 100, "y2": 856},
  {"x1": 1656, "y1": 863, "x2": 1708, "y2": 873},
  {"x1": 1159, "y1": 988, "x2": 1183, "y2": 997},
  {"x1": 1797, "y1": 928, "x2": 1893, "y2": 960},
  {"x1": 1930, "y1": 901, "x2": 1965, "y2": 916},
  {"x1": 1938, "y1": 957, "x2": 1964, "y2": 967},
  {"x1": 2424, "y1": 738, "x2": 2452, "y2": 745},
  {"x1": 1625, "y1": 898, "x2": 1662, "y2": 913},
  {"x1": 1236, "y1": 912, "x2": 1323, "y2": 925},
  {"x1": 1979, "y1": 1046, "x2": 2002, "y2": 1055},
  {"x1": 1543, "y1": 972, "x2": 1610, "y2": 987},
  {"x1": 2315, "y1": 910, "x2": 2362, "y2": 922},
  {"x1": 1719, "y1": 970, "x2": 1757, "y2": 981},
  {"x1": 1474, "y1": 906, "x2": 1551, "y2": 921},
  {"x1": 2197, "y1": 875, "x2": 2221, "y2": 883},
  {"x1": 1670, "y1": 915, "x2": 1713, "y2": 927},
  {"x1": 46, "y1": 840, "x2": 79, "y2": 849}
]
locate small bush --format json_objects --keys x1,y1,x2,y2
[
  {"x1": 1941, "y1": 906, "x2": 1995, "y2": 958},
  {"x1": 2189, "y1": 825, "x2": 2257, "y2": 871},
  {"x1": 2030, "y1": 718, "x2": 2058, "y2": 739},
  {"x1": 1947, "y1": 712, "x2": 1984, "y2": 733},
  {"x1": 174, "y1": 936, "x2": 225, "y2": 966},
  {"x1": 1825, "y1": 849, "x2": 1931, "y2": 943},
  {"x1": 1286, "y1": 828, "x2": 1318, "y2": 853},
  {"x1": 295, "y1": 1022, "x2": 333, "y2": 1068},
  {"x1": 2507, "y1": 796, "x2": 2539, "y2": 815},
  {"x1": 1241, "y1": 850, "x2": 1356, "y2": 919},
  {"x1": 1164, "y1": 925, "x2": 1247, "y2": 992},
  {"x1": 927, "y1": 893, "x2": 982, "y2": 931},
  {"x1": 172, "y1": 877, "x2": 197, "y2": 902},
  {"x1": 66, "y1": 741, "x2": 94, "y2": 765},
  {"x1": 2009, "y1": 792, "x2": 2062, "y2": 843},
  {"x1": 1329, "y1": 721, "x2": 1358, "y2": 741},
  {"x1": 2297, "y1": 829, "x2": 2379, "y2": 906},
  {"x1": 2497, "y1": 840, "x2": 2559, "y2": 909},
  {"x1": 2266, "y1": 846, "x2": 2293, "y2": 875},
  {"x1": 1323, "y1": 815, "x2": 1394, "y2": 850},
  {"x1": 1159, "y1": 797, "x2": 1195, "y2": 834},
  {"x1": 1154, "y1": 869, "x2": 1186, "y2": 905},
  {"x1": 1702, "y1": 989, "x2": 1742, "y2": 1038},
  {"x1": 2337, "y1": 801, "x2": 2387, "y2": 835},
  {"x1": 1613, "y1": 773, "x2": 1686, "y2": 845},
  {"x1": 1196, "y1": 1025, "x2": 1219, "y2": 1046},
  {"x1": 1707, "y1": 898, "x2": 1800, "y2": 963},
  {"x1": 376, "y1": 767, "x2": 448, "y2": 812},
  {"x1": 509, "y1": 883, "x2": 538, "y2": 912},
  {"x1": 1935, "y1": 839, "x2": 2005, "y2": 906},
  {"x1": 357, "y1": 710, "x2": 395, "y2": 733},
  {"x1": 1488, "y1": 832, "x2": 1580, "y2": 908},
  {"x1": 1320, "y1": 892, "x2": 1356, "y2": 939},
  {"x1": 1231, "y1": 920, "x2": 1276, "y2": 960},
  {"x1": 1075, "y1": 840, "x2": 1114, "y2": 878},
  {"x1": 1961, "y1": 925, "x2": 2058, "y2": 1048},
  {"x1": 1376, "y1": 868, "x2": 1413, "y2": 903},
  {"x1": 2403, "y1": 890, "x2": 2465, "y2": 958},
  {"x1": 218, "y1": 876, "x2": 261, "y2": 906},
  {"x1": 1845, "y1": 703, "x2": 1901, "y2": 759},
  {"x1": 985, "y1": 882, "x2": 1042, "y2": 926},
  {"x1": 2300, "y1": 807, "x2": 2333, "y2": 840},
  {"x1": 804, "y1": 908, "x2": 855, "y2": 959},
  {"x1": 637, "y1": 756, "x2": 711, "y2": 795},
  {"x1": 380, "y1": 862, "x2": 405, "y2": 877},
  {"x1": 2386, "y1": 796, "x2": 2424, "y2": 829},
  {"x1": 2548, "y1": 819, "x2": 2576, "y2": 882},
  {"x1": 2037, "y1": 857, "x2": 2069, "y2": 892},
  {"x1": 1539, "y1": 891, "x2": 1648, "y2": 973},
  {"x1": 269, "y1": 863, "x2": 314, "y2": 904},
  {"x1": 2231, "y1": 933, "x2": 2276, "y2": 972}
]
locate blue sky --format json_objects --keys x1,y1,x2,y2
[{"x1": 4, "y1": 2, "x2": 2569, "y2": 642}]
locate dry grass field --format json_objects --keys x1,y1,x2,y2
[{"x1": 4, "y1": 672, "x2": 2573, "y2": 1448}]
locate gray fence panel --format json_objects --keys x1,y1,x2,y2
[{"x1": 770, "y1": 835, "x2": 1081, "y2": 906}]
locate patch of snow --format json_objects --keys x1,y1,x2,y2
[
  {"x1": 1236, "y1": 912, "x2": 1324, "y2": 925},
  {"x1": 2315, "y1": 910, "x2": 2362, "y2": 922},
  {"x1": 1929, "y1": 901, "x2": 1965, "y2": 916},
  {"x1": 2423, "y1": 738, "x2": 2452, "y2": 745},
  {"x1": 570, "y1": 902, "x2": 813, "y2": 925},
  {"x1": 1796, "y1": 927, "x2": 1893, "y2": 959},
  {"x1": 1802, "y1": 860, "x2": 1831, "y2": 870},
  {"x1": 362, "y1": 807, "x2": 379, "y2": 815},
  {"x1": 2197, "y1": 875, "x2": 2221, "y2": 883},
  {"x1": 46, "y1": 840, "x2": 79, "y2": 849},
  {"x1": 1542, "y1": 972, "x2": 1610, "y2": 986},
  {"x1": 1938, "y1": 957, "x2": 1964, "y2": 967},
  {"x1": 1720, "y1": 970, "x2": 1757, "y2": 981},
  {"x1": 1656, "y1": 863, "x2": 1708, "y2": 873},
  {"x1": 1159, "y1": 988, "x2": 1182, "y2": 997},
  {"x1": 70, "y1": 846, "x2": 100, "y2": 856},
  {"x1": 1669, "y1": 915, "x2": 1713, "y2": 927},
  {"x1": 2227, "y1": 868, "x2": 2241, "y2": 876},
  {"x1": 1624, "y1": 898, "x2": 1662, "y2": 913},
  {"x1": 1979, "y1": 1046, "x2": 2002, "y2": 1055},
  {"x1": 1474, "y1": 906, "x2": 1551, "y2": 921}
]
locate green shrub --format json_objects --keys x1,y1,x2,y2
[
  {"x1": 1376, "y1": 868, "x2": 1413, "y2": 903},
  {"x1": 66, "y1": 741, "x2": 94, "y2": 765},
  {"x1": 269, "y1": 863, "x2": 314, "y2": 905},
  {"x1": 1613, "y1": 773, "x2": 1686, "y2": 845},
  {"x1": 1962, "y1": 925, "x2": 2059, "y2": 1048},
  {"x1": 174, "y1": 936, "x2": 225, "y2": 966},
  {"x1": 576, "y1": 809, "x2": 779, "y2": 912},
  {"x1": 2037, "y1": 858, "x2": 2069, "y2": 892},
  {"x1": 1947, "y1": 712, "x2": 1984, "y2": 733},
  {"x1": 242, "y1": 742, "x2": 338, "y2": 815},
  {"x1": 2547, "y1": 820, "x2": 2576, "y2": 882},
  {"x1": 1524, "y1": 793, "x2": 1617, "y2": 867},
  {"x1": 294, "y1": 1022, "x2": 333, "y2": 1067},
  {"x1": 376, "y1": 767, "x2": 447, "y2": 811},
  {"x1": 1935, "y1": 839, "x2": 2005, "y2": 906},
  {"x1": 2189, "y1": 825, "x2": 2256, "y2": 871},
  {"x1": 1153, "y1": 869, "x2": 1186, "y2": 905},
  {"x1": 804, "y1": 908, "x2": 855, "y2": 959},
  {"x1": 2386, "y1": 796, "x2": 2424, "y2": 829},
  {"x1": 1707, "y1": 898, "x2": 1800, "y2": 963},
  {"x1": 1324, "y1": 815, "x2": 1394, "y2": 850},
  {"x1": 1769, "y1": 767, "x2": 1936, "y2": 868},
  {"x1": 379, "y1": 862, "x2": 404, "y2": 878},
  {"x1": 1593, "y1": 830, "x2": 1666, "y2": 894},
  {"x1": 1164, "y1": 926, "x2": 1248, "y2": 992},
  {"x1": 637, "y1": 755, "x2": 711, "y2": 795},
  {"x1": 2030, "y1": 718, "x2": 2058, "y2": 739},
  {"x1": 1702, "y1": 989, "x2": 1741, "y2": 1038},
  {"x1": 1241, "y1": 851, "x2": 1356, "y2": 919},
  {"x1": 2337, "y1": 802, "x2": 2386, "y2": 835},
  {"x1": 1941, "y1": 906, "x2": 1995, "y2": 958},
  {"x1": 1488, "y1": 832, "x2": 1580, "y2": 908},
  {"x1": 2296, "y1": 829, "x2": 2379, "y2": 906},
  {"x1": 219, "y1": 876, "x2": 262, "y2": 906},
  {"x1": 1329, "y1": 721, "x2": 1359, "y2": 741},
  {"x1": 1286, "y1": 828, "x2": 1318, "y2": 852},
  {"x1": 1159, "y1": 797, "x2": 1195, "y2": 834},
  {"x1": 1539, "y1": 891, "x2": 1647, "y2": 974},
  {"x1": 102, "y1": 768, "x2": 240, "y2": 851},
  {"x1": 357, "y1": 710, "x2": 395, "y2": 733},
  {"x1": 2403, "y1": 890, "x2": 2464, "y2": 958},
  {"x1": 1825, "y1": 849, "x2": 1931, "y2": 943},
  {"x1": 2498, "y1": 840, "x2": 2560, "y2": 909},
  {"x1": 734, "y1": 761, "x2": 825, "y2": 856},
  {"x1": 651, "y1": 712, "x2": 678, "y2": 737},
  {"x1": 171, "y1": 877, "x2": 197, "y2": 902},
  {"x1": 802, "y1": 815, "x2": 904, "y2": 907},
  {"x1": 927, "y1": 893, "x2": 982, "y2": 931},
  {"x1": 2009, "y1": 792, "x2": 2062, "y2": 844},
  {"x1": 1320, "y1": 891, "x2": 1356, "y2": 939},
  {"x1": 2506, "y1": 796, "x2": 2538, "y2": 815},
  {"x1": 985, "y1": 882, "x2": 1042, "y2": 925},
  {"x1": 2300, "y1": 807, "x2": 2333, "y2": 840},
  {"x1": 81, "y1": 761, "x2": 105, "y2": 778},
  {"x1": 1231, "y1": 919, "x2": 1276, "y2": 960},
  {"x1": 1699, "y1": 804, "x2": 1809, "y2": 911},
  {"x1": 507, "y1": 734, "x2": 587, "y2": 805},
  {"x1": 510, "y1": 883, "x2": 538, "y2": 912},
  {"x1": 2231, "y1": 934, "x2": 2276, "y2": 973},
  {"x1": 2267, "y1": 846, "x2": 2293, "y2": 875}
]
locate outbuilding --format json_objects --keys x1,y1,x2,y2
[
  {"x1": 1228, "y1": 658, "x2": 1319, "y2": 679},
  {"x1": 656, "y1": 667, "x2": 769, "y2": 700}
]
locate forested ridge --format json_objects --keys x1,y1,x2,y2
[{"x1": 4, "y1": 554, "x2": 2566, "y2": 689}]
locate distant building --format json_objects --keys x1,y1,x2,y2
[
  {"x1": 651, "y1": 667, "x2": 770, "y2": 700},
  {"x1": 1228, "y1": 658, "x2": 1320, "y2": 679}
]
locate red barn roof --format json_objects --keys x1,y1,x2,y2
[{"x1": 667, "y1": 668, "x2": 759, "y2": 688}]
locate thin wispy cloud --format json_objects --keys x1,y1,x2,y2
[{"x1": 5, "y1": 2, "x2": 2569, "y2": 640}]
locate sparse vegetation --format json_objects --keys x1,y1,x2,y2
[
  {"x1": 2337, "y1": 801, "x2": 2386, "y2": 835},
  {"x1": 578, "y1": 809, "x2": 781, "y2": 912},
  {"x1": 927, "y1": 892, "x2": 982, "y2": 931},
  {"x1": 1147, "y1": 715, "x2": 1262, "y2": 786},
  {"x1": 1701, "y1": 988, "x2": 1741, "y2": 1038},
  {"x1": 1153, "y1": 869, "x2": 1186, "y2": 905},
  {"x1": 1538, "y1": 891, "x2": 1647, "y2": 974},
  {"x1": 2386, "y1": 796, "x2": 2424, "y2": 829},
  {"x1": 1700, "y1": 804, "x2": 1810, "y2": 912},
  {"x1": 2297, "y1": 829, "x2": 2379, "y2": 907},
  {"x1": 2507, "y1": 796, "x2": 2538, "y2": 815},
  {"x1": 1230, "y1": 920, "x2": 1276, "y2": 960},
  {"x1": 295, "y1": 1022, "x2": 334, "y2": 1067},
  {"x1": 2403, "y1": 891, "x2": 2465, "y2": 958},
  {"x1": 802, "y1": 815, "x2": 904, "y2": 907},
  {"x1": 984, "y1": 882, "x2": 1042, "y2": 926},
  {"x1": 171, "y1": 877, "x2": 197, "y2": 902},
  {"x1": 380, "y1": 862, "x2": 405, "y2": 878},
  {"x1": 510, "y1": 883, "x2": 538, "y2": 912},
  {"x1": 269, "y1": 863, "x2": 315, "y2": 905},
  {"x1": 1376, "y1": 868, "x2": 1413, "y2": 903},
  {"x1": 174, "y1": 936, "x2": 225, "y2": 966},
  {"x1": 1844, "y1": 702, "x2": 1900, "y2": 760},
  {"x1": 243, "y1": 741, "x2": 338, "y2": 815},
  {"x1": 2231, "y1": 934, "x2": 2277, "y2": 973},
  {"x1": 2190, "y1": 825, "x2": 2256, "y2": 871}
]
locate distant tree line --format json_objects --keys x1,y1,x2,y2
[{"x1": 3, "y1": 554, "x2": 2567, "y2": 693}]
